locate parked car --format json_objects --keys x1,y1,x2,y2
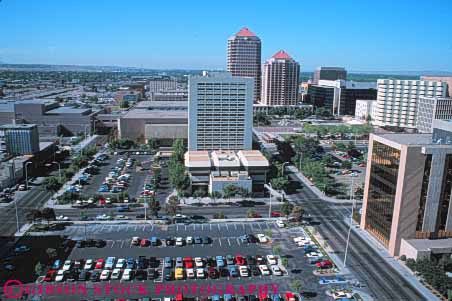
[
  {"x1": 100, "y1": 270, "x2": 110, "y2": 281},
  {"x1": 122, "y1": 269, "x2": 133, "y2": 281},
  {"x1": 258, "y1": 265, "x2": 271, "y2": 276},
  {"x1": 271, "y1": 265, "x2": 283, "y2": 276},
  {"x1": 111, "y1": 269, "x2": 121, "y2": 280}
]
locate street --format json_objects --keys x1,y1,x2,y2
[{"x1": 288, "y1": 173, "x2": 426, "y2": 301}]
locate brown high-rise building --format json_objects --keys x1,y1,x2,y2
[
  {"x1": 227, "y1": 27, "x2": 261, "y2": 103},
  {"x1": 261, "y1": 50, "x2": 300, "y2": 106}
]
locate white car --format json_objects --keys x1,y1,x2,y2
[
  {"x1": 276, "y1": 220, "x2": 286, "y2": 228},
  {"x1": 186, "y1": 268, "x2": 195, "y2": 279},
  {"x1": 239, "y1": 266, "x2": 249, "y2": 277},
  {"x1": 186, "y1": 236, "x2": 194, "y2": 244},
  {"x1": 84, "y1": 259, "x2": 93, "y2": 270},
  {"x1": 100, "y1": 270, "x2": 110, "y2": 281},
  {"x1": 111, "y1": 269, "x2": 121, "y2": 280},
  {"x1": 115, "y1": 258, "x2": 126, "y2": 269},
  {"x1": 306, "y1": 251, "x2": 321, "y2": 258},
  {"x1": 122, "y1": 269, "x2": 133, "y2": 281},
  {"x1": 115, "y1": 215, "x2": 129, "y2": 220},
  {"x1": 194, "y1": 257, "x2": 203, "y2": 268},
  {"x1": 56, "y1": 215, "x2": 69, "y2": 221},
  {"x1": 175, "y1": 237, "x2": 184, "y2": 247},
  {"x1": 55, "y1": 270, "x2": 65, "y2": 282},
  {"x1": 196, "y1": 268, "x2": 205, "y2": 279},
  {"x1": 266, "y1": 255, "x2": 278, "y2": 265},
  {"x1": 62, "y1": 260, "x2": 72, "y2": 271},
  {"x1": 271, "y1": 265, "x2": 283, "y2": 276},
  {"x1": 258, "y1": 265, "x2": 271, "y2": 276},
  {"x1": 256, "y1": 234, "x2": 268, "y2": 243},
  {"x1": 293, "y1": 236, "x2": 304, "y2": 243},
  {"x1": 131, "y1": 237, "x2": 140, "y2": 246}
]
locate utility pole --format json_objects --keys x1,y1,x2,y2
[
  {"x1": 343, "y1": 178, "x2": 355, "y2": 268},
  {"x1": 267, "y1": 183, "x2": 273, "y2": 218}
]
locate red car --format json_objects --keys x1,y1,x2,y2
[
  {"x1": 183, "y1": 257, "x2": 193, "y2": 268},
  {"x1": 95, "y1": 258, "x2": 104, "y2": 269},
  {"x1": 315, "y1": 260, "x2": 333, "y2": 269},
  {"x1": 271, "y1": 212, "x2": 282, "y2": 217},
  {"x1": 208, "y1": 267, "x2": 218, "y2": 279},
  {"x1": 44, "y1": 270, "x2": 56, "y2": 282},
  {"x1": 285, "y1": 292, "x2": 297, "y2": 301},
  {"x1": 140, "y1": 239, "x2": 150, "y2": 247},
  {"x1": 235, "y1": 255, "x2": 246, "y2": 265}
]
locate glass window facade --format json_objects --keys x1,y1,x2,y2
[
  {"x1": 365, "y1": 141, "x2": 400, "y2": 246},
  {"x1": 416, "y1": 155, "x2": 432, "y2": 232},
  {"x1": 437, "y1": 154, "x2": 452, "y2": 232}
]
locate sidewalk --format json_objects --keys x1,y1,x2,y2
[
  {"x1": 345, "y1": 218, "x2": 440, "y2": 301},
  {"x1": 288, "y1": 165, "x2": 354, "y2": 204}
]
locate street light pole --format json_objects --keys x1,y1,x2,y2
[
  {"x1": 268, "y1": 183, "x2": 273, "y2": 218},
  {"x1": 343, "y1": 178, "x2": 355, "y2": 268},
  {"x1": 281, "y1": 162, "x2": 289, "y2": 177},
  {"x1": 24, "y1": 161, "x2": 32, "y2": 191}
]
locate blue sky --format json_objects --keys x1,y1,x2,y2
[{"x1": 0, "y1": 0, "x2": 451, "y2": 71}]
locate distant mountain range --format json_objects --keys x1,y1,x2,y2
[{"x1": 0, "y1": 63, "x2": 451, "y2": 77}]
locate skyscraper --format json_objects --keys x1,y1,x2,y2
[
  {"x1": 261, "y1": 50, "x2": 300, "y2": 106},
  {"x1": 313, "y1": 67, "x2": 347, "y2": 84},
  {"x1": 227, "y1": 27, "x2": 261, "y2": 103},
  {"x1": 188, "y1": 72, "x2": 253, "y2": 151}
]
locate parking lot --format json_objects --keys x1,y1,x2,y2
[
  {"x1": 78, "y1": 153, "x2": 154, "y2": 200},
  {"x1": 34, "y1": 221, "x2": 328, "y2": 300}
]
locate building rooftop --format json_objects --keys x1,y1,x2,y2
[
  {"x1": 235, "y1": 27, "x2": 256, "y2": 37},
  {"x1": 134, "y1": 101, "x2": 188, "y2": 109},
  {"x1": 272, "y1": 50, "x2": 292, "y2": 60},
  {"x1": 184, "y1": 151, "x2": 211, "y2": 168},
  {"x1": 376, "y1": 133, "x2": 433, "y2": 146},
  {"x1": 211, "y1": 150, "x2": 241, "y2": 168},
  {"x1": 46, "y1": 106, "x2": 92, "y2": 114},
  {"x1": 237, "y1": 150, "x2": 269, "y2": 167},
  {"x1": 122, "y1": 108, "x2": 188, "y2": 119},
  {"x1": 403, "y1": 238, "x2": 452, "y2": 252},
  {"x1": 0, "y1": 124, "x2": 37, "y2": 130}
]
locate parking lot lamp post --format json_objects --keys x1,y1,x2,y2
[
  {"x1": 281, "y1": 162, "x2": 290, "y2": 177},
  {"x1": 24, "y1": 161, "x2": 32, "y2": 191},
  {"x1": 268, "y1": 183, "x2": 273, "y2": 218},
  {"x1": 53, "y1": 161, "x2": 62, "y2": 181},
  {"x1": 343, "y1": 178, "x2": 355, "y2": 268}
]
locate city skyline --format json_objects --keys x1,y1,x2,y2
[{"x1": 0, "y1": 0, "x2": 451, "y2": 71}]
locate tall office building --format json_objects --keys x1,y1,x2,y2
[
  {"x1": 188, "y1": 72, "x2": 253, "y2": 151},
  {"x1": 308, "y1": 80, "x2": 377, "y2": 116},
  {"x1": 227, "y1": 27, "x2": 261, "y2": 103},
  {"x1": 261, "y1": 50, "x2": 300, "y2": 106},
  {"x1": 0, "y1": 124, "x2": 40, "y2": 155},
  {"x1": 313, "y1": 67, "x2": 347, "y2": 84},
  {"x1": 421, "y1": 76, "x2": 452, "y2": 97},
  {"x1": 361, "y1": 130, "x2": 452, "y2": 257},
  {"x1": 373, "y1": 79, "x2": 447, "y2": 129},
  {"x1": 416, "y1": 97, "x2": 452, "y2": 133}
]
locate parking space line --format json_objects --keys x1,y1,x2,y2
[
  {"x1": 219, "y1": 238, "x2": 222, "y2": 247},
  {"x1": 111, "y1": 240, "x2": 115, "y2": 248},
  {"x1": 234, "y1": 224, "x2": 238, "y2": 231},
  {"x1": 225, "y1": 224, "x2": 229, "y2": 231},
  {"x1": 185, "y1": 225, "x2": 187, "y2": 231},
  {"x1": 121, "y1": 240, "x2": 125, "y2": 248},
  {"x1": 236, "y1": 238, "x2": 241, "y2": 246},
  {"x1": 257, "y1": 223, "x2": 262, "y2": 230},
  {"x1": 242, "y1": 223, "x2": 245, "y2": 230},
  {"x1": 250, "y1": 223, "x2": 255, "y2": 231},
  {"x1": 150, "y1": 224, "x2": 154, "y2": 231},
  {"x1": 210, "y1": 224, "x2": 212, "y2": 231},
  {"x1": 108, "y1": 225, "x2": 113, "y2": 232},
  {"x1": 134, "y1": 225, "x2": 137, "y2": 231},
  {"x1": 217, "y1": 224, "x2": 220, "y2": 231},
  {"x1": 142, "y1": 225, "x2": 146, "y2": 231},
  {"x1": 99, "y1": 225, "x2": 105, "y2": 232},
  {"x1": 176, "y1": 225, "x2": 179, "y2": 231},
  {"x1": 227, "y1": 238, "x2": 231, "y2": 246},
  {"x1": 202, "y1": 224, "x2": 204, "y2": 231},
  {"x1": 116, "y1": 225, "x2": 121, "y2": 232}
]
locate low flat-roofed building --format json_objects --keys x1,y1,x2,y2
[
  {"x1": 185, "y1": 150, "x2": 269, "y2": 194},
  {"x1": 400, "y1": 238, "x2": 452, "y2": 260},
  {"x1": 118, "y1": 101, "x2": 188, "y2": 145}
]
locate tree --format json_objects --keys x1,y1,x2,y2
[
  {"x1": 168, "y1": 161, "x2": 189, "y2": 192},
  {"x1": 192, "y1": 189, "x2": 206, "y2": 198},
  {"x1": 341, "y1": 160, "x2": 352, "y2": 170},
  {"x1": 120, "y1": 100, "x2": 130, "y2": 108},
  {"x1": 213, "y1": 212, "x2": 225, "y2": 219},
  {"x1": 41, "y1": 208, "x2": 56, "y2": 225},
  {"x1": 34, "y1": 262, "x2": 44, "y2": 276},
  {"x1": 26, "y1": 209, "x2": 42, "y2": 222},
  {"x1": 46, "y1": 248, "x2": 57, "y2": 260},
  {"x1": 44, "y1": 176, "x2": 62, "y2": 191},
  {"x1": 281, "y1": 257, "x2": 289, "y2": 267},
  {"x1": 148, "y1": 196, "x2": 161, "y2": 217},
  {"x1": 293, "y1": 136, "x2": 320, "y2": 159},
  {"x1": 171, "y1": 139, "x2": 185, "y2": 163},
  {"x1": 270, "y1": 177, "x2": 289, "y2": 192},
  {"x1": 247, "y1": 209, "x2": 256, "y2": 218},
  {"x1": 147, "y1": 138, "x2": 155, "y2": 151},
  {"x1": 315, "y1": 107, "x2": 333, "y2": 118},
  {"x1": 291, "y1": 280, "x2": 302, "y2": 292},
  {"x1": 272, "y1": 244, "x2": 282, "y2": 255},
  {"x1": 254, "y1": 112, "x2": 271, "y2": 126},
  {"x1": 291, "y1": 205, "x2": 305, "y2": 221},
  {"x1": 281, "y1": 201, "x2": 294, "y2": 220},
  {"x1": 165, "y1": 196, "x2": 180, "y2": 216},
  {"x1": 211, "y1": 191, "x2": 222, "y2": 200}
]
